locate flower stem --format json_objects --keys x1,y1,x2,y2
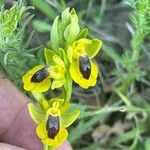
[
  {"x1": 43, "y1": 144, "x2": 48, "y2": 150},
  {"x1": 64, "y1": 72, "x2": 72, "y2": 102},
  {"x1": 43, "y1": 145, "x2": 55, "y2": 150}
]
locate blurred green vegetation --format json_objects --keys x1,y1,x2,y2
[{"x1": 0, "y1": 0, "x2": 150, "y2": 149}]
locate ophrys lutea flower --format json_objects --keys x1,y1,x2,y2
[
  {"x1": 22, "y1": 50, "x2": 66, "y2": 92},
  {"x1": 67, "y1": 38, "x2": 102, "y2": 88},
  {"x1": 28, "y1": 98, "x2": 80, "y2": 147}
]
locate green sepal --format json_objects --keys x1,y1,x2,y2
[
  {"x1": 61, "y1": 110, "x2": 80, "y2": 127},
  {"x1": 78, "y1": 28, "x2": 88, "y2": 39},
  {"x1": 50, "y1": 16, "x2": 59, "y2": 50},
  {"x1": 44, "y1": 48, "x2": 55, "y2": 65},
  {"x1": 28, "y1": 103, "x2": 46, "y2": 124},
  {"x1": 61, "y1": 103, "x2": 71, "y2": 115},
  {"x1": 64, "y1": 9, "x2": 80, "y2": 45},
  {"x1": 44, "y1": 48, "x2": 65, "y2": 68},
  {"x1": 86, "y1": 39, "x2": 102, "y2": 58}
]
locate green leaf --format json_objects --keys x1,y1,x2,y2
[
  {"x1": 102, "y1": 44, "x2": 123, "y2": 64},
  {"x1": 78, "y1": 28, "x2": 88, "y2": 39},
  {"x1": 50, "y1": 16, "x2": 59, "y2": 50},
  {"x1": 31, "y1": 0, "x2": 56, "y2": 19},
  {"x1": 61, "y1": 110, "x2": 80, "y2": 127},
  {"x1": 68, "y1": 114, "x2": 103, "y2": 143},
  {"x1": 86, "y1": 39, "x2": 102, "y2": 58},
  {"x1": 28, "y1": 103, "x2": 46, "y2": 124},
  {"x1": 145, "y1": 138, "x2": 150, "y2": 150},
  {"x1": 32, "y1": 20, "x2": 51, "y2": 32},
  {"x1": 64, "y1": 9, "x2": 80, "y2": 45}
]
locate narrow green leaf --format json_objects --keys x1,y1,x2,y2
[
  {"x1": 50, "y1": 16, "x2": 59, "y2": 50},
  {"x1": 32, "y1": 20, "x2": 51, "y2": 32},
  {"x1": 102, "y1": 44, "x2": 123, "y2": 64},
  {"x1": 31, "y1": 0, "x2": 56, "y2": 19},
  {"x1": 69, "y1": 114, "x2": 104, "y2": 143}
]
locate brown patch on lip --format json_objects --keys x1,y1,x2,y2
[
  {"x1": 79, "y1": 55, "x2": 91, "y2": 79},
  {"x1": 31, "y1": 66, "x2": 49, "y2": 83},
  {"x1": 46, "y1": 115, "x2": 60, "y2": 139}
]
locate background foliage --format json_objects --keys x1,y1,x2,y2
[{"x1": 0, "y1": 0, "x2": 150, "y2": 149}]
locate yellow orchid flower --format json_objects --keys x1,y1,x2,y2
[
  {"x1": 67, "y1": 38, "x2": 102, "y2": 89},
  {"x1": 36, "y1": 101, "x2": 68, "y2": 147},
  {"x1": 28, "y1": 98, "x2": 80, "y2": 148},
  {"x1": 22, "y1": 58, "x2": 65, "y2": 92}
]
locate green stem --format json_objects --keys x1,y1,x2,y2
[
  {"x1": 43, "y1": 144, "x2": 48, "y2": 150},
  {"x1": 43, "y1": 145, "x2": 55, "y2": 150},
  {"x1": 64, "y1": 72, "x2": 72, "y2": 102}
]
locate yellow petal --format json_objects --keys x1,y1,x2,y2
[
  {"x1": 42, "y1": 138, "x2": 56, "y2": 147},
  {"x1": 69, "y1": 60, "x2": 82, "y2": 83},
  {"x1": 32, "y1": 78, "x2": 51, "y2": 92},
  {"x1": 22, "y1": 65, "x2": 44, "y2": 83},
  {"x1": 55, "y1": 127, "x2": 68, "y2": 147},
  {"x1": 41, "y1": 127, "x2": 68, "y2": 148},
  {"x1": 36, "y1": 122, "x2": 47, "y2": 140},
  {"x1": 22, "y1": 65, "x2": 51, "y2": 92}
]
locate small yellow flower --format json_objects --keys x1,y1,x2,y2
[
  {"x1": 28, "y1": 98, "x2": 80, "y2": 148},
  {"x1": 22, "y1": 64, "x2": 65, "y2": 92},
  {"x1": 67, "y1": 38, "x2": 102, "y2": 88},
  {"x1": 36, "y1": 101, "x2": 68, "y2": 147}
]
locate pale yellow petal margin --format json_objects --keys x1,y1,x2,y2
[
  {"x1": 22, "y1": 65, "x2": 51, "y2": 92},
  {"x1": 70, "y1": 60, "x2": 98, "y2": 88},
  {"x1": 36, "y1": 122, "x2": 68, "y2": 147}
]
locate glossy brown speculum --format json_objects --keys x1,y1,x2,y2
[
  {"x1": 46, "y1": 115, "x2": 60, "y2": 139},
  {"x1": 31, "y1": 66, "x2": 49, "y2": 83},
  {"x1": 79, "y1": 55, "x2": 91, "y2": 79}
]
